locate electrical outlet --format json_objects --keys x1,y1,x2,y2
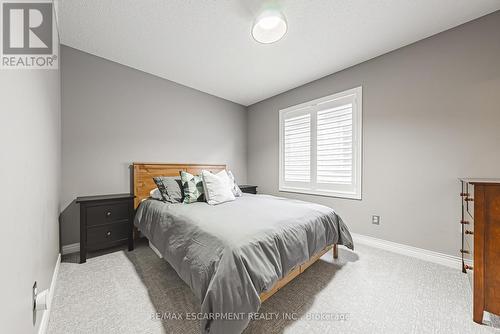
[{"x1": 372, "y1": 215, "x2": 380, "y2": 225}]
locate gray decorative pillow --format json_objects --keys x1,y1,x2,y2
[
  {"x1": 180, "y1": 171, "x2": 205, "y2": 203},
  {"x1": 227, "y1": 170, "x2": 243, "y2": 197},
  {"x1": 153, "y1": 176, "x2": 183, "y2": 203}
]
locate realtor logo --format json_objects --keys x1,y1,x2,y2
[{"x1": 1, "y1": 1, "x2": 58, "y2": 69}]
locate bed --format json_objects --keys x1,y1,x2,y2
[{"x1": 132, "y1": 163, "x2": 354, "y2": 334}]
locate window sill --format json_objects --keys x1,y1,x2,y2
[{"x1": 278, "y1": 187, "x2": 362, "y2": 200}]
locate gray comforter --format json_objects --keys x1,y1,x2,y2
[{"x1": 134, "y1": 194, "x2": 353, "y2": 334}]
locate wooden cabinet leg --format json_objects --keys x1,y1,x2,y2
[
  {"x1": 128, "y1": 236, "x2": 134, "y2": 251},
  {"x1": 333, "y1": 244, "x2": 338, "y2": 259},
  {"x1": 79, "y1": 245, "x2": 86, "y2": 264},
  {"x1": 473, "y1": 306, "x2": 484, "y2": 324}
]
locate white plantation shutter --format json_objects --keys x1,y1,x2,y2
[
  {"x1": 283, "y1": 114, "x2": 311, "y2": 182},
  {"x1": 316, "y1": 104, "x2": 353, "y2": 184},
  {"x1": 279, "y1": 87, "x2": 362, "y2": 199}
]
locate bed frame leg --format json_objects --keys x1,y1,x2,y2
[{"x1": 333, "y1": 244, "x2": 338, "y2": 259}]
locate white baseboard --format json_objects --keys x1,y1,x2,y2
[
  {"x1": 351, "y1": 233, "x2": 462, "y2": 269},
  {"x1": 64, "y1": 236, "x2": 460, "y2": 268},
  {"x1": 61, "y1": 243, "x2": 79, "y2": 255},
  {"x1": 149, "y1": 241, "x2": 163, "y2": 258},
  {"x1": 38, "y1": 253, "x2": 61, "y2": 334}
]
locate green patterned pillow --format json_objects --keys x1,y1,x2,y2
[{"x1": 180, "y1": 171, "x2": 205, "y2": 203}]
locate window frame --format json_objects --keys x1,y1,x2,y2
[{"x1": 278, "y1": 86, "x2": 363, "y2": 200}]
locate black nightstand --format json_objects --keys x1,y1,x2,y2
[
  {"x1": 239, "y1": 185, "x2": 258, "y2": 194},
  {"x1": 76, "y1": 193, "x2": 135, "y2": 263}
]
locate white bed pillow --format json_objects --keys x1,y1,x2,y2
[
  {"x1": 201, "y1": 170, "x2": 235, "y2": 205},
  {"x1": 149, "y1": 188, "x2": 163, "y2": 200}
]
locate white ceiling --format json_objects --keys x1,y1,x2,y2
[{"x1": 60, "y1": 0, "x2": 500, "y2": 106}]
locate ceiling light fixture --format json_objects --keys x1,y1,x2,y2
[{"x1": 252, "y1": 9, "x2": 287, "y2": 44}]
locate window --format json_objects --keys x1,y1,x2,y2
[{"x1": 279, "y1": 87, "x2": 362, "y2": 199}]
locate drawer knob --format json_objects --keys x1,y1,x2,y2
[
  {"x1": 106, "y1": 211, "x2": 112, "y2": 217},
  {"x1": 460, "y1": 192, "x2": 469, "y2": 197},
  {"x1": 465, "y1": 230, "x2": 473, "y2": 235},
  {"x1": 106, "y1": 231, "x2": 111, "y2": 237},
  {"x1": 460, "y1": 220, "x2": 470, "y2": 225},
  {"x1": 464, "y1": 264, "x2": 473, "y2": 270},
  {"x1": 465, "y1": 197, "x2": 474, "y2": 202},
  {"x1": 460, "y1": 249, "x2": 470, "y2": 254}
]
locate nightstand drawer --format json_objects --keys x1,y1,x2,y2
[
  {"x1": 87, "y1": 222, "x2": 130, "y2": 248},
  {"x1": 86, "y1": 202, "x2": 129, "y2": 226}
]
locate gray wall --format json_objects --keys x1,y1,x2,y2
[
  {"x1": 61, "y1": 46, "x2": 247, "y2": 245},
  {"x1": 247, "y1": 11, "x2": 500, "y2": 256},
  {"x1": 0, "y1": 44, "x2": 61, "y2": 333}
]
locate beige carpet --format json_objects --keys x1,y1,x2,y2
[{"x1": 48, "y1": 240, "x2": 499, "y2": 334}]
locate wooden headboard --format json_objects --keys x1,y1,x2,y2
[{"x1": 132, "y1": 163, "x2": 226, "y2": 208}]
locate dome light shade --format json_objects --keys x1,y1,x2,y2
[{"x1": 252, "y1": 10, "x2": 287, "y2": 44}]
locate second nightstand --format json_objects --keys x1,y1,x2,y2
[
  {"x1": 76, "y1": 193, "x2": 135, "y2": 263},
  {"x1": 239, "y1": 185, "x2": 258, "y2": 194}
]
